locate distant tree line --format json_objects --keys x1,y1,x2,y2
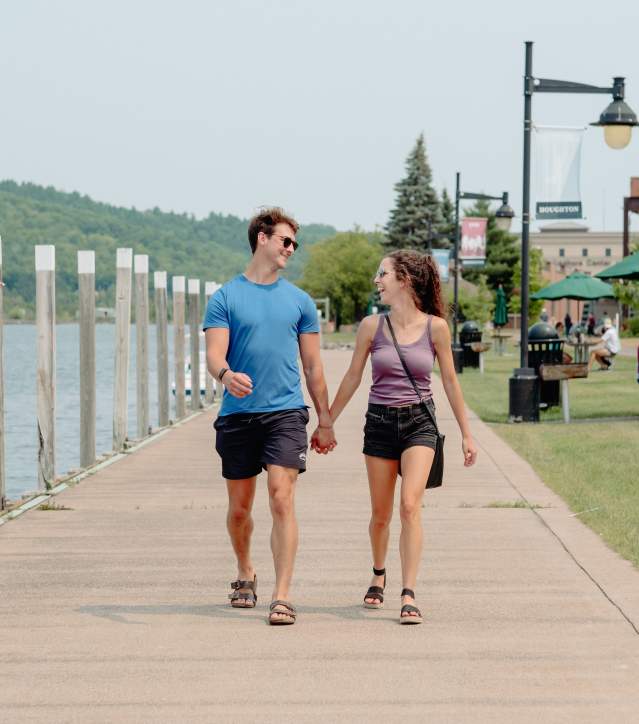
[{"x1": 0, "y1": 181, "x2": 334, "y2": 320}]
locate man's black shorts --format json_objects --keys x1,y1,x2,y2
[{"x1": 214, "y1": 408, "x2": 310, "y2": 480}]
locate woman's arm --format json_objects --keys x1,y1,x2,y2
[
  {"x1": 328, "y1": 315, "x2": 377, "y2": 423},
  {"x1": 431, "y1": 317, "x2": 477, "y2": 467}
]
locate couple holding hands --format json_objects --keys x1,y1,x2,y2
[{"x1": 204, "y1": 207, "x2": 477, "y2": 626}]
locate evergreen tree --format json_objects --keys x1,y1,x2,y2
[
  {"x1": 460, "y1": 199, "x2": 519, "y2": 297},
  {"x1": 385, "y1": 134, "x2": 442, "y2": 251},
  {"x1": 438, "y1": 188, "x2": 455, "y2": 247}
]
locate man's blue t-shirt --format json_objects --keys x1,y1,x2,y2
[{"x1": 203, "y1": 274, "x2": 319, "y2": 416}]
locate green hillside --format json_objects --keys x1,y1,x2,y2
[{"x1": 0, "y1": 181, "x2": 335, "y2": 320}]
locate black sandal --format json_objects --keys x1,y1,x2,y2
[
  {"x1": 228, "y1": 574, "x2": 257, "y2": 608},
  {"x1": 268, "y1": 600, "x2": 297, "y2": 625},
  {"x1": 399, "y1": 588, "x2": 423, "y2": 624},
  {"x1": 363, "y1": 566, "x2": 386, "y2": 609}
]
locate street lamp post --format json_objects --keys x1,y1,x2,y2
[
  {"x1": 453, "y1": 171, "x2": 514, "y2": 372},
  {"x1": 509, "y1": 40, "x2": 638, "y2": 422}
]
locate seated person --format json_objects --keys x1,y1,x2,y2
[{"x1": 588, "y1": 318, "x2": 620, "y2": 371}]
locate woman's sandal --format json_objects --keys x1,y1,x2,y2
[
  {"x1": 228, "y1": 574, "x2": 257, "y2": 608},
  {"x1": 363, "y1": 566, "x2": 386, "y2": 609},
  {"x1": 268, "y1": 600, "x2": 297, "y2": 625},
  {"x1": 399, "y1": 588, "x2": 423, "y2": 625}
]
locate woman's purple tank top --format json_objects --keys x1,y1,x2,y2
[{"x1": 368, "y1": 315, "x2": 435, "y2": 405}]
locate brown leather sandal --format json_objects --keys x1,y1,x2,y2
[
  {"x1": 363, "y1": 566, "x2": 386, "y2": 609},
  {"x1": 268, "y1": 600, "x2": 297, "y2": 625},
  {"x1": 228, "y1": 574, "x2": 257, "y2": 608}
]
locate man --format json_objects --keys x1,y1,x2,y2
[
  {"x1": 203, "y1": 207, "x2": 336, "y2": 625},
  {"x1": 588, "y1": 317, "x2": 620, "y2": 371}
]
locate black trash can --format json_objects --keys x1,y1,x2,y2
[
  {"x1": 527, "y1": 322, "x2": 564, "y2": 407},
  {"x1": 509, "y1": 367, "x2": 540, "y2": 422},
  {"x1": 460, "y1": 321, "x2": 482, "y2": 368}
]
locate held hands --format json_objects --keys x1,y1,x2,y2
[
  {"x1": 223, "y1": 371, "x2": 253, "y2": 398},
  {"x1": 462, "y1": 436, "x2": 477, "y2": 467},
  {"x1": 310, "y1": 424, "x2": 337, "y2": 455}
]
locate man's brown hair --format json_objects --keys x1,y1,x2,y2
[{"x1": 248, "y1": 207, "x2": 300, "y2": 254}]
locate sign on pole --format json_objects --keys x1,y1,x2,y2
[
  {"x1": 460, "y1": 218, "x2": 487, "y2": 267},
  {"x1": 533, "y1": 125, "x2": 585, "y2": 220},
  {"x1": 432, "y1": 249, "x2": 450, "y2": 282}
]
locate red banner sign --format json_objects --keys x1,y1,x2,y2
[{"x1": 460, "y1": 217, "x2": 487, "y2": 263}]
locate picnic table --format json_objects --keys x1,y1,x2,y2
[
  {"x1": 491, "y1": 329, "x2": 513, "y2": 356},
  {"x1": 564, "y1": 337, "x2": 600, "y2": 364}
]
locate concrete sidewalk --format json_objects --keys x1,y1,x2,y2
[{"x1": 1, "y1": 349, "x2": 638, "y2": 723}]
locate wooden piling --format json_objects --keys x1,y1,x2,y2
[
  {"x1": 172, "y1": 276, "x2": 186, "y2": 420},
  {"x1": 154, "y1": 271, "x2": 169, "y2": 427},
  {"x1": 134, "y1": 254, "x2": 149, "y2": 439},
  {"x1": 204, "y1": 281, "x2": 218, "y2": 404},
  {"x1": 35, "y1": 245, "x2": 56, "y2": 491},
  {"x1": 0, "y1": 237, "x2": 5, "y2": 508},
  {"x1": 78, "y1": 250, "x2": 96, "y2": 468},
  {"x1": 188, "y1": 279, "x2": 201, "y2": 411},
  {"x1": 113, "y1": 248, "x2": 132, "y2": 452}
]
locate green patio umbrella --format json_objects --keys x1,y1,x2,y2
[
  {"x1": 531, "y1": 271, "x2": 615, "y2": 301},
  {"x1": 595, "y1": 250, "x2": 639, "y2": 281},
  {"x1": 493, "y1": 285, "x2": 508, "y2": 326}
]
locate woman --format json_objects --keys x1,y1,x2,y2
[{"x1": 319, "y1": 250, "x2": 477, "y2": 624}]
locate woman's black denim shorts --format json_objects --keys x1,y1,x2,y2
[{"x1": 363, "y1": 400, "x2": 438, "y2": 460}]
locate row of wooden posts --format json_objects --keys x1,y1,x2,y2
[{"x1": 0, "y1": 239, "x2": 220, "y2": 510}]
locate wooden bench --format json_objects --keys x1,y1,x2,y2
[
  {"x1": 470, "y1": 342, "x2": 492, "y2": 374},
  {"x1": 538, "y1": 363, "x2": 588, "y2": 423}
]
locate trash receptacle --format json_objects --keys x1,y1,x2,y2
[
  {"x1": 527, "y1": 322, "x2": 564, "y2": 407},
  {"x1": 460, "y1": 321, "x2": 482, "y2": 368}
]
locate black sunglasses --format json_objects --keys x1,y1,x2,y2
[{"x1": 273, "y1": 233, "x2": 299, "y2": 252}]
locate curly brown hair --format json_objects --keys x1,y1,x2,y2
[
  {"x1": 248, "y1": 207, "x2": 299, "y2": 254},
  {"x1": 388, "y1": 249, "x2": 447, "y2": 319}
]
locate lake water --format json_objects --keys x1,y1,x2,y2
[{"x1": 2, "y1": 323, "x2": 197, "y2": 500}]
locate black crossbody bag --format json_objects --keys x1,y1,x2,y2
[{"x1": 385, "y1": 315, "x2": 445, "y2": 489}]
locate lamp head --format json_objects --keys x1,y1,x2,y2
[
  {"x1": 495, "y1": 193, "x2": 515, "y2": 231},
  {"x1": 590, "y1": 79, "x2": 638, "y2": 149}
]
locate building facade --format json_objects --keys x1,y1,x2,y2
[{"x1": 522, "y1": 222, "x2": 637, "y2": 326}]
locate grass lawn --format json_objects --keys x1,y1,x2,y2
[
  {"x1": 455, "y1": 351, "x2": 639, "y2": 567},
  {"x1": 458, "y1": 352, "x2": 639, "y2": 423}
]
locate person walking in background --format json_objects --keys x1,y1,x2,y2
[
  {"x1": 588, "y1": 317, "x2": 620, "y2": 371},
  {"x1": 317, "y1": 250, "x2": 477, "y2": 625},
  {"x1": 587, "y1": 313, "x2": 596, "y2": 336},
  {"x1": 564, "y1": 312, "x2": 572, "y2": 336},
  {"x1": 204, "y1": 207, "x2": 336, "y2": 626}
]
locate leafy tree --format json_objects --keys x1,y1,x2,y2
[
  {"x1": 458, "y1": 274, "x2": 493, "y2": 326},
  {"x1": 460, "y1": 199, "x2": 519, "y2": 296},
  {"x1": 299, "y1": 231, "x2": 383, "y2": 326},
  {"x1": 385, "y1": 134, "x2": 442, "y2": 251},
  {"x1": 511, "y1": 247, "x2": 544, "y2": 320}
]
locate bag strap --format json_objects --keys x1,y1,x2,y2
[{"x1": 385, "y1": 315, "x2": 440, "y2": 434}]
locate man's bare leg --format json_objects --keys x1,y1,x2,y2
[
  {"x1": 266, "y1": 465, "x2": 299, "y2": 621},
  {"x1": 226, "y1": 477, "x2": 257, "y2": 606}
]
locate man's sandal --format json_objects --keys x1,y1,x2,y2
[
  {"x1": 228, "y1": 574, "x2": 257, "y2": 608},
  {"x1": 363, "y1": 566, "x2": 386, "y2": 609},
  {"x1": 268, "y1": 600, "x2": 297, "y2": 625},
  {"x1": 399, "y1": 588, "x2": 423, "y2": 625}
]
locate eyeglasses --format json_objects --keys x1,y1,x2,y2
[
  {"x1": 374, "y1": 267, "x2": 390, "y2": 279},
  {"x1": 273, "y1": 233, "x2": 299, "y2": 252}
]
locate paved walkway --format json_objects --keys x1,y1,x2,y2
[{"x1": 2, "y1": 350, "x2": 638, "y2": 723}]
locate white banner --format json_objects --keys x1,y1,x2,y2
[{"x1": 533, "y1": 125, "x2": 585, "y2": 219}]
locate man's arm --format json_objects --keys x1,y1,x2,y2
[
  {"x1": 298, "y1": 332, "x2": 336, "y2": 452},
  {"x1": 204, "y1": 327, "x2": 253, "y2": 398}
]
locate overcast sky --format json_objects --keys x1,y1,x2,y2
[{"x1": 2, "y1": 0, "x2": 639, "y2": 233}]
